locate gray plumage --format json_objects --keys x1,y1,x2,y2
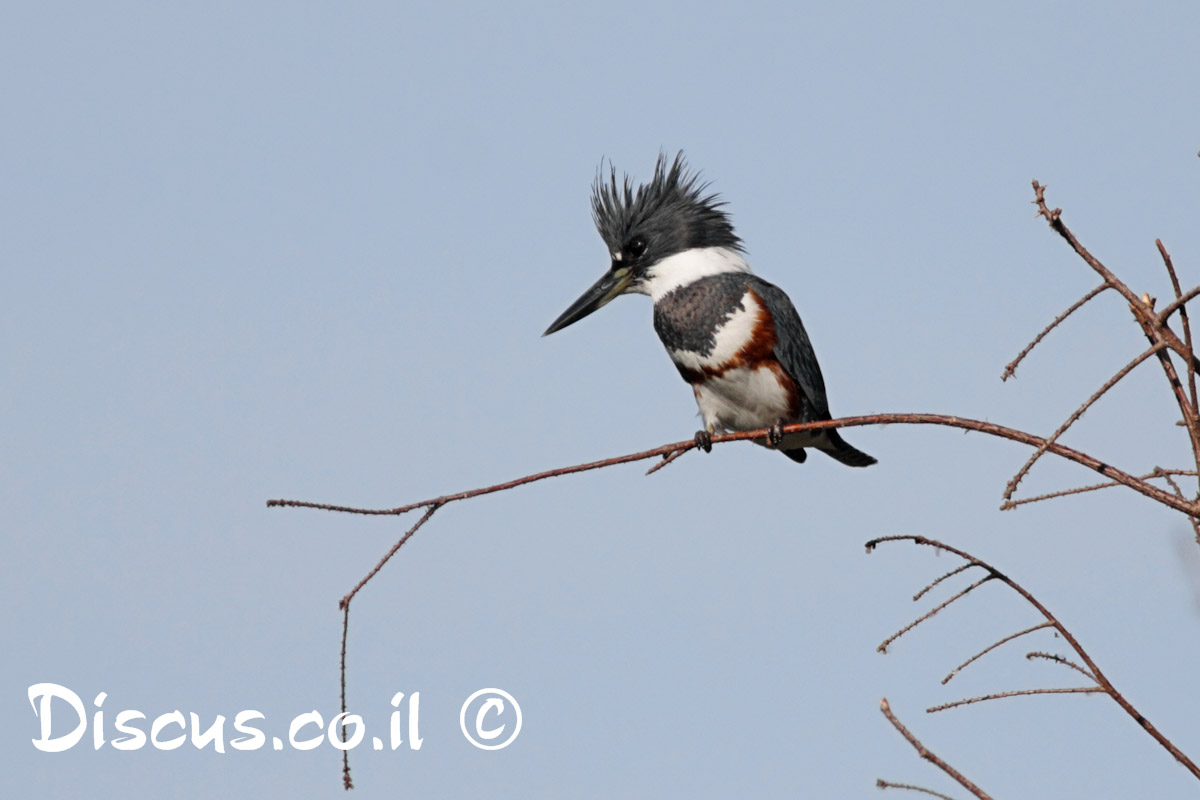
[{"x1": 652, "y1": 272, "x2": 750, "y2": 357}]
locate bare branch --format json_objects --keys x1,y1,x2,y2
[
  {"x1": 338, "y1": 504, "x2": 441, "y2": 610},
  {"x1": 1032, "y1": 181, "x2": 1138, "y2": 305},
  {"x1": 1002, "y1": 282, "x2": 1109, "y2": 381},
  {"x1": 942, "y1": 623, "x2": 1054, "y2": 684},
  {"x1": 339, "y1": 602, "x2": 353, "y2": 790},
  {"x1": 645, "y1": 447, "x2": 687, "y2": 475},
  {"x1": 1155, "y1": 284, "x2": 1200, "y2": 328},
  {"x1": 336, "y1": 504, "x2": 439, "y2": 789},
  {"x1": 1026, "y1": 651, "x2": 1098, "y2": 683},
  {"x1": 877, "y1": 575, "x2": 994, "y2": 654},
  {"x1": 270, "y1": 441, "x2": 693, "y2": 517},
  {"x1": 880, "y1": 699, "x2": 993, "y2": 800},
  {"x1": 1157, "y1": 467, "x2": 1200, "y2": 542},
  {"x1": 1156, "y1": 240, "x2": 1200, "y2": 482},
  {"x1": 914, "y1": 564, "x2": 975, "y2": 602},
  {"x1": 270, "y1": 413, "x2": 1200, "y2": 519},
  {"x1": 1140, "y1": 321, "x2": 1200, "y2": 479},
  {"x1": 1001, "y1": 469, "x2": 1199, "y2": 509},
  {"x1": 876, "y1": 779, "x2": 961, "y2": 800},
  {"x1": 928, "y1": 687, "x2": 1105, "y2": 713}
]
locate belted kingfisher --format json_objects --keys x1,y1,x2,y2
[{"x1": 543, "y1": 153, "x2": 876, "y2": 467}]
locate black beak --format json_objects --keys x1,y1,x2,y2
[{"x1": 542, "y1": 267, "x2": 634, "y2": 336}]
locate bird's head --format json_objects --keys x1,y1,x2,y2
[{"x1": 543, "y1": 152, "x2": 743, "y2": 336}]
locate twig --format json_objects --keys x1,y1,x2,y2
[
  {"x1": 1001, "y1": 469, "x2": 1199, "y2": 509},
  {"x1": 1154, "y1": 468, "x2": 1200, "y2": 543},
  {"x1": 270, "y1": 442, "x2": 694, "y2": 517},
  {"x1": 877, "y1": 575, "x2": 994, "y2": 654},
  {"x1": 1002, "y1": 283, "x2": 1109, "y2": 381},
  {"x1": 336, "y1": 504, "x2": 439, "y2": 790},
  {"x1": 1026, "y1": 651, "x2": 1098, "y2": 683},
  {"x1": 1138, "y1": 306, "x2": 1200, "y2": 480},
  {"x1": 1157, "y1": 240, "x2": 1200, "y2": 485},
  {"x1": 928, "y1": 687, "x2": 1105, "y2": 713},
  {"x1": 1161, "y1": 470, "x2": 1185, "y2": 498},
  {"x1": 338, "y1": 504, "x2": 441, "y2": 610},
  {"x1": 340, "y1": 603, "x2": 353, "y2": 790},
  {"x1": 1155, "y1": 283, "x2": 1200, "y2": 328},
  {"x1": 1032, "y1": 181, "x2": 1139, "y2": 307},
  {"x1": 645, "y1": 447, "x2": 688, "y2": 475},
  {"x1": 880, "y1": 699, "x2": 993, "y2": 800},
  {"x1": 942, "y1": 623, "x2": 1054, "y2": 684},
  {"x1": 914, "y1": 564, "x2": 975, "y2": 602},
  {"x1": 876, "y1": 779, "x2": 961, "y2": 800}
]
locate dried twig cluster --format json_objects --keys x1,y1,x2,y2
[
  {"x1": 873, "y1": 181, "x2": 1200, "y2": 798},
  {"x1": 1001, "y1": 182, "x2": 1200, "y2": 538}
]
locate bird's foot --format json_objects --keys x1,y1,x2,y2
[
  {"x1": 694, "y1": 429, "x2": 713, "y2": 453},
  {"x1": 766, "y1": 421, "x2": 785, "y2": 448}
]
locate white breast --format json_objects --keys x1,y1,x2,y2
[{"x1": 692, "y1": 366, "x2": 794, "y2": 433}]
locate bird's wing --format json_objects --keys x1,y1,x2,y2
[{"x1": 746, "y1": 276, "x2": 831, "y2": 420}]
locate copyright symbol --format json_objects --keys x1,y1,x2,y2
[{"x1": 459, "y1": 688, "x2": 522, "y2": 750}]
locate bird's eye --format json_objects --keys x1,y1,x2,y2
[{"x1": 626, "y1": 237, "x2": 648, "y2": 259}]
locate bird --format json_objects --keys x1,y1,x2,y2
[{"x1": 543, "y1": 152, "x2": 875, "y2": 467}]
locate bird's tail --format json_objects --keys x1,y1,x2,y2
[{"x1": 817, "y1": 429, "x2": 877, "y2": 467}]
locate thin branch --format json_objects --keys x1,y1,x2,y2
[
  {"x1": 880, "y1": 699, "x2": 993, "y2": 800},
  {"x1": 338, "y1": 504, "x2": 441, "y2": 610},
  {"x1": 1026, "y1": 651, "x2": 1098, "y2": 683},
  {"x1": 1032, "y1": 181, "x2": 1140, "y2": 307},
  {"x1": 1002, "y1": 282, "x2": 1109, "y2": 381},
  {"x1": 269, "y1": 413, "x2": 1200, "y2": 519},
  {"x1": 1138, "y1": 308, "x2": 1200, "y2": 479},
  {"x1": 1003, "y1": 341, "x2": 1168, "y2": 502},
  {"x1": 340, "y1": 603, "x2": 353, "y2": 790},
  {"x1": 942, "y1": 623, "x2": 1054, "y2": 684},
  {"x1": 1155, "y1": 284, "x2": 1200, "y2": 328},
  {"x1": 1157, "y1": 240, "x2": 1200, "y2": 484},
  {"x1": 876, "y1": 779, "x2": 961, "y2": 800},
  {"x1": 645, "y1": 447, "x2": 687, "y2": 475},
  {"x1": 336, "y1": 504, "x2": 439, "y2": 790},
  {"x1": 914, "y1": 563, "x2": 975, "y2": 602},
  {"x1": 271, "y1": 442, "x2": 693, "y2": 517},
  {"x1": 1158, "y1": 467, "x2": 1188, "y2": 501},
  {"x1": 928, "y1": 687, "x2": 1105, "y2": 713},
  {"x1": 1156, "y1": 467, "x2": 1200, "y2": 542},
  {"x1": 1001, "y1": 469, "x2": 1199, "y2": 509},
  {"x1": 878, "y1": 575, "x2": 994, "y2": 654}
]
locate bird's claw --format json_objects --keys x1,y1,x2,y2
[
  {"x1": 694, "y1": 429, "x2": 713, "y2": 453},
  {"x1": 767, "y1": 421, "x2": 785, "y2": 447}
]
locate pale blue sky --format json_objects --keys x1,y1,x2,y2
[{"x1": 5, "y1": 1, "x2": 1200, "y2": 797}]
